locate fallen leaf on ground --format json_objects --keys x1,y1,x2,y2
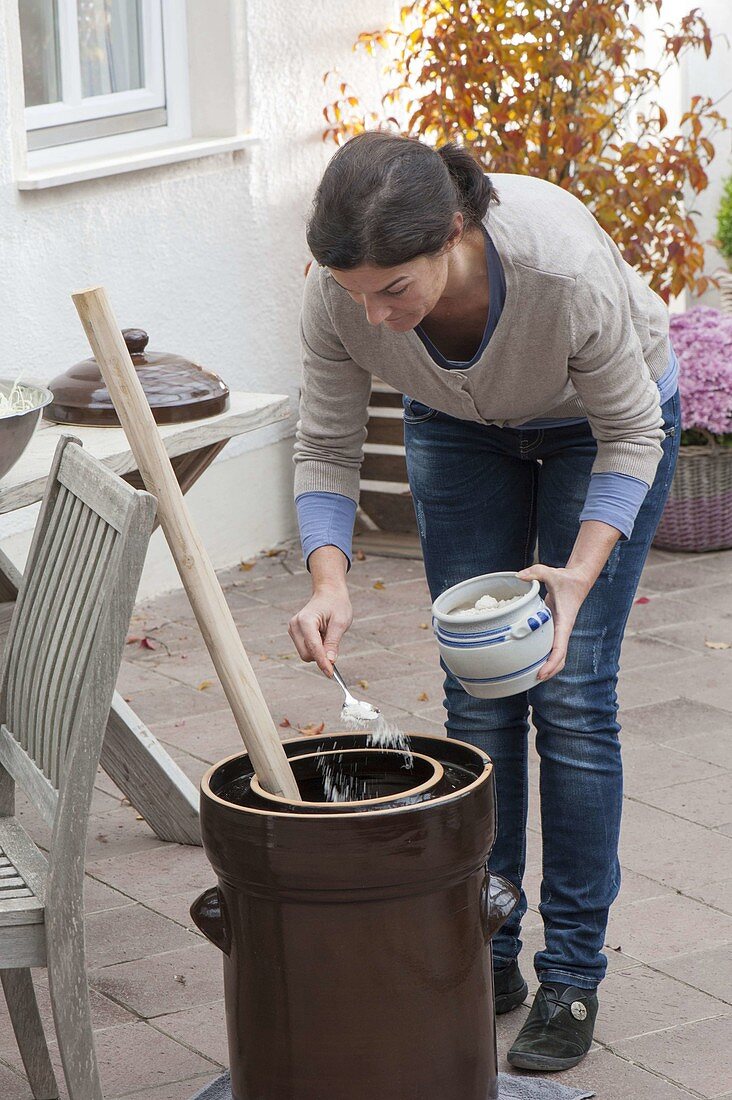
[
  {"x1": 355, "y1": 549, "x2": 366, "y2": 561},
  {"x1": 239, "y1": 560, "x2": 256, "y2": 572},
  {"x1": 417, "y1": 692, "x2": 429, "y2": 702},
  {"x1": 705, "y1": 640, "x2": 731, "y2": 650},
  {"x1": 634, "y1": 596, "x2": 651, "y2": 605},
  {"x1": 357, "y1": 679, "x2": 369, "y2": 689},
  {"x1": 265, "y1": 548, "x2": 285, "y2": 557},
  {"x1": 419, "y1": 623, "x2": 429, "y2": 630},
  {"x1": 197, "y1": 680, "x2": 213, "y2": 691},
  {"x1": 299, "y1": 721, "x2": 325, "y2": 736},
  {"x1": 279, "y1": 718, "x2": 292, "y2": 728},
  {"x1": 373, "y1": 580, "x2": 386, "y2": 590}
]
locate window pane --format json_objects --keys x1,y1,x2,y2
[
  {"x1": 77, "y1": 0, "x2": 144, "y2": 98},
  {"x1": 20, "y1": 0, "x2": 62, "y2": 107}
]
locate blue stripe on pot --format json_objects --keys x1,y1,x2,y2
[
  {"x1": 457, "y1": 653, "x2": 551, "y2": 684},
  {"x1": 433, "y1": 622, "x2": 512, "y2": 641},
  {"x1": 435, "y1": 630, "x2": 509, "y2": 649}
]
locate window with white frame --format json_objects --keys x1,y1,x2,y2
[{"x1": 19, "y1": 0, "x2": 189, "y2": 158}]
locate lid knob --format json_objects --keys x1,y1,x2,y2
[{"x1": 122, "y1": 328, "x2": 149, "y2": 355}]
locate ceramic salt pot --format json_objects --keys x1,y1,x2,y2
[
  {"x1": 44, "y1": 328, "x2": 229, "y2": 426},
  {"x1": 432, "y1": 571, "x2": 554, "y2": 698},
  {"x1": 191, "y1": 731, "x2": 518, "y2": 1100}
]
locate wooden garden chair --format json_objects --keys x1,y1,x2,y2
[{"x1": 0, "y1": 436, "x2": 156, "y2": 1099}]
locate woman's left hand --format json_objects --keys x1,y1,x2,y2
[{"x1": 516, "y1": 564, "x2": 593, "y2": 682}]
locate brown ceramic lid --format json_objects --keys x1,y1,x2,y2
[{"x1": 45, "y1": 328, "x2": 230, "y2": 426}]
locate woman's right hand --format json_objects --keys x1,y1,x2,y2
[
  {"x1": 288, "y1": 583, "x2": 353, "y2": 676},
  {"x1": 288, "y1": 545, "x2": 353, "y2": 676}
]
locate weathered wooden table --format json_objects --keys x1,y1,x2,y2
[{"x1": 0, "y1": 391, "x2": 290, "y2": 845}]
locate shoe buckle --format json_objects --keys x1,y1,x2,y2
[{"x1": 570, "y1": 1001, "x2": 588, "y2": 1021}]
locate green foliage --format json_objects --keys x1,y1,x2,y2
[{"x1": 716, "y1": 175, "x2": 732, "y2": 265}]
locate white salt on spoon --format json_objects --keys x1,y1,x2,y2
[{"x1": 331, "y1": 664, "x2": 380, "y2": 723}]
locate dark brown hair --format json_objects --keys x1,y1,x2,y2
[{"x1": 306, "y1": 132, "x2": 498, "y2": 269}]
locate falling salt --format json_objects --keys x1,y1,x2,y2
[{"x1": 316, "y1": 714, "x2": 414, "y2": 803}]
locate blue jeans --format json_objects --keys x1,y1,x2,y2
[{"x1": 403, "y1": 392, "x2": 681, "y2": 989}]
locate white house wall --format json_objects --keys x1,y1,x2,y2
[{"x1": 0, "y1": 0, "x2": 396, "y2": 598}]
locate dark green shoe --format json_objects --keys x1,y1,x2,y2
[
  {"x1": 507, "y1": 983, "x2": 598, "y2": 1071},
  {"x1": 493, "y1": 959, "x2": 529, "y2": 1015}
]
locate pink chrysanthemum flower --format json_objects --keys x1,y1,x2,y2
[{"x1": 670, "y1": 307, "x2": 732, "y2": 439}]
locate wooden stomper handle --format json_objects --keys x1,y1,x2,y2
[{"x1": 72, "y1": 286, "x2": 301, "y2": 801}]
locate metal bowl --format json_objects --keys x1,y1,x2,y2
[{"x1": 0, "y1": 382, "x2": 53, "y2": 481}]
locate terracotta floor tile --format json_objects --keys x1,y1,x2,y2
[
  {"x1": 647, "y1": 614, "x2": 732, "y2": 657},
  {"x1": 87, "y1": 843, "x2": 213, "y2": 902},
  {"x1": 619, "y1": 697, "x2": 732, "y2": 745},
  {"x1": 635, "y1": 559, "x2": 726, "y2": 594},
  {"x1": 0, "y1": 1060, "x2": 35, "y2": 1100},
  {"x1": 620, "y1": 742, "x2": 724, "y2": 797},
  {"x1": 145, "y1": 891, "x2": 206, "y2": 935},
  {"x1": 125, "y1": 680, "x2": 228, "y2": 727},
  {"x1": 150, "y1": 708, "x2": 243, "y2": 765},
  {"x1": 613, "y1": 1013, "x2": 732, "y2": 1097},
  {"x1": 626, "y1": 593, "x2": 709, "y2": 633},
  {"x1": 89, "y1": 942, "x2": 224, "y2": 1019},
  {"x1": 153, "y1": 1000, "x2": 229, "y2": 1066},
  {"x1": 619, "y1": 799, "x2": 732, "y2": 893},
  {"x1": 655, "y1": 944, "x2": 732, "y2": 1005},
  {"x1": 84, "y1": 902, "x2": 197, "y2": 968},
  {"x1": 74, "y1": 1021, "x2": 216, "y2": 1097},
  {"x1": 0, "y1": 974, "x2": 132, "y2": 1055},
  {"x1": 619, "y1": 631, "x2": 696, "y2": 670},
  {"x1": 112, "y1": 1072, "x2": 218, "y2": 1099},
  {"x1": 639, "y1": 772, "x2": 732, "y2": 828},
  {"x1": 666, "y1": 730, "x2": 732, "y2": 773},
  {"x1": 686, "y1": 878, "x2": 732, "y2": 915},
  {"x1": 530, "y1": 1047, "x2": 699, "y2": 1098},
  {"x1": 594, "y1": 965, "x2": 726, "y2": 1044}
]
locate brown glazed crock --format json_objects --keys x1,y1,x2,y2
[
  {"x1": 44, "y1": 328, "x2": 229, "y2": 426},
  {"x1": 191, "y1": 733, "x2": 517, "y2": 1100}
]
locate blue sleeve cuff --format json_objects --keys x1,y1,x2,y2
[
  {"x1": 295, "y1": 492, "x2": 358, "y2": 570},
  {"x1": 580, "y1": 472, "x2": 650, "y2": 540}
]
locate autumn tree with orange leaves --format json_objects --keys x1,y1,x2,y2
[{"x1": 323, "y1": 0, "x2": 727, "y2": 301}]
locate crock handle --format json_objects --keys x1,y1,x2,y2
[
  {"x1": 481, "y1": 871, "x2": 519, "y2": 941},
  {"x1": 509, "y1": 607, "x2": 552, "y2": 640},
  {"x1": 190, "y1": 886, "x2": 231, "y2": 956}
]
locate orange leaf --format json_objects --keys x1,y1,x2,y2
[
  {"x1": 373, "y1": 580, "x2": 386, "y2": 590},
  {"x1": 298, "y1": 721, "x2": 326, "y2": 736},
  {"x1": 197, "y1": 680, "x2": 213, "y2": 691}
]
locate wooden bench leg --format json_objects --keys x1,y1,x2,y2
[
  {"x1": 101, "y1": 693, "x2": 201, "y2": 846},
  {"x1": 0, "y1": 968, "x2": 58, "y2": 1099}
]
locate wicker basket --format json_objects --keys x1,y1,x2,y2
[{"x1": 654, "y1": 442, "x2": 732, "y2": 552}]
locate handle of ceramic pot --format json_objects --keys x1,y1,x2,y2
[
  {"x1": 481, "y1": 871, "x2": 519, "y2": 941},
  {"x1": 190, "y1": 887, "x2": 231, "y2": 956},
  {"x1": 509, "y1": 607, "x2": 552, "y2": 640}
]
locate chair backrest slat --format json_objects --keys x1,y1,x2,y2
[
  {"x1": 0, "y1": 437, "x2": 156, "y2": 829},
  {"x1": 46, "y1": 520, "x2": 118, "y2": 787},
  {"x1": 25, "y1": 494, "x2": 93, "y2": 768},
  {"x1": 4, "y1": 484, "x2": 74, "y2": 736}
]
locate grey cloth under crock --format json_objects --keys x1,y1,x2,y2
[{"x1": 192, "y1": 1070, "x2": 595, "y2": 1100}]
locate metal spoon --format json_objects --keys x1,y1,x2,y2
[{"x1": 331, "y1": 664, "x2": 380, "y2": 722}]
